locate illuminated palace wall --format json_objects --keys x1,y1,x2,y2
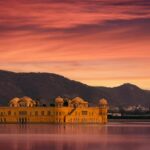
[{"x1": 0, "y1": 96, "x2": 108, "y2": 124}]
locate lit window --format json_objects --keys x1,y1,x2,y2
[
  {"x1": 19, "y1": 111, "x2": 27, "y2": 115},
  {"x1": 47, "y1": 111, "x2": 51, "y2": 116},
  {"x1": 41, "y1": 111, "x2": 45, "y2": 116},
  {"x1": 8, "y1": 111, "x2": 11, "y2": 115},
  {"x1": 82, "y1": 111, "x2": 87, "y2": 115},
  {"x1": 35, "y1": 111, "x2": 38, "y2": 116}
]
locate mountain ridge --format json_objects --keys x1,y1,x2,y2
[{"x1": 0, "y1": 70, "x2": 149, "y2": 106}]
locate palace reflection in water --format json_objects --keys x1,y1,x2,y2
[{"x1": 0, "y1": 123, "x2": 150, "y2": 150}]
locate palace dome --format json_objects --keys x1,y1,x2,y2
[
  {"x1": 71, "y1": 97, "x2": 87, "y2": 104},
  {"x1": 55, "y1": 96, "x2": 64, "y2": 103},
  {"x1": 20, "y1": 96, "x2": 33, "y2": 102},
  {"x1": 9, "y1": 96, "x2": 36, "y2": 107},
  {"x1": 9, "y1": 97, "x2": 20, "y2": 104},
  {"x1": 99, "y1": 98, "x2": 108, "y2": 105}
]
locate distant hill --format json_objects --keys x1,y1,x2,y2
[{"x1": 0, "y1": 70, "x2": 149, "y2": 106}]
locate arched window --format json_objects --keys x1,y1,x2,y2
[{"x1": 8, "y1": 111, "x2": 11, "y2": 115}]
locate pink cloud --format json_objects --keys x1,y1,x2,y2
[{"x1": 0, "y1": 0, "x2": 150, "y2": 88}]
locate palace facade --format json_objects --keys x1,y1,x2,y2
[{"x1": 0, "y1": 96, "x2": 108, "y2": 124}]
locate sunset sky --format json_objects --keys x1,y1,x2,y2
[{"x1": 0, "y1": 0, "x2": 150, "y2": 89}]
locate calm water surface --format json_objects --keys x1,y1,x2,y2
[{"x1": 0, "y1": 122, "x2": 149, "y2": 150}]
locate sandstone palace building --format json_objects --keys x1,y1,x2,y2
[{"x1": 0, "y1": 96, "x2": 108, "y2": 124}]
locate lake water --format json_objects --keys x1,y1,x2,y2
[{"x1": 0, "y1": 122, "x2": 149, "y2": 150}]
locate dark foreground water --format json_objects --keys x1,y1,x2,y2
[{"x1": 0, "y1": 122, "x2": 150, "y2": 150}]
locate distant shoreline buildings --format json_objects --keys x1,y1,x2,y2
[{"x1": 0, "y1": 96, "x2": 108, "y2": 124}]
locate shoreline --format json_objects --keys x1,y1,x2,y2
[{"x1": 109, "y1": 119, "x2": 150, "y2": 122}]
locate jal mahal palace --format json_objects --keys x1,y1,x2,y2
[{"x1": 0, "y1": 96, "x2": 108, "y2": 124}]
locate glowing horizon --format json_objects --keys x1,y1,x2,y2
[{"x1": 0, "y1": 0, "x2": 150, "y2": 89}]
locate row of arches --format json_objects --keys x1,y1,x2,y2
[
  {"x1": 0, "y1": 118, "x2": 6, "y2": 123},
  {"x1": 18, "y1": 118, "x2": 28, "y2": 124},
  {"x1": 0, "y1": 118, "x2": 28, "y2": 124}
]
